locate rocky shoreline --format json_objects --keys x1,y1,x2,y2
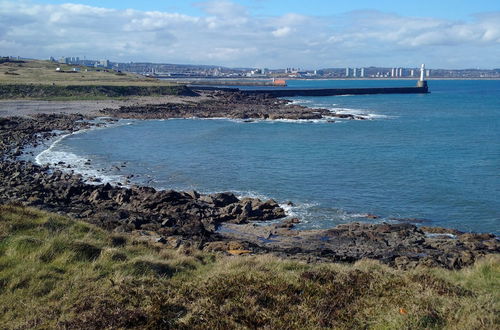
[
  {"x1": 1, "y1": 92, "x2": 498, "y2": 269},
  {"x1": 99, "y1": 90, "x2": 367, "y2": 120}
]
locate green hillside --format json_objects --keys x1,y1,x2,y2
[
  {"x1": 0, "y1": 59, "x2": 190, "y2": 99},
  {"x1": 0, "y1": 204, "x2": 498, "y2": 329}
]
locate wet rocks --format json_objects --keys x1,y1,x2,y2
[
  {"x1": 218, "y1": 221, "x2": 499, "y2": 269},
  {"x1": 99, "y1": 91, "x2": 362, "y2": 121},
  {"x1": 420, "y1": 226, "x2": 463, "y2": 235},
  {"x1": 0, "y1": 160, "x2": 286, "y2": 241},
  {"x1": 390, "y1": 217, "x2": 430, "y2": 224},
  {"x1": 0, "y1": 114, "x2": 92, "y2": 161}
]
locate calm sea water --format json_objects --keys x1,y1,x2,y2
[{"x1": 37, "y1": 80, "x2": 500, "y2": 234}]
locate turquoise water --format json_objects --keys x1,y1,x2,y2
[{"x1": 38, "y1": 80, "x2": 500, "y2": 234}]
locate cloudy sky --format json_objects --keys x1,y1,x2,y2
[{"x1": 1, "y1": 0, "x2": 500, "y2": 69}]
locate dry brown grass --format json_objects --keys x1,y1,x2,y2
[
  {"x1": 0, "y1": 204, "x2": 498, "y2": 329},
  {"x1": 0, "y1": 59, "x2": 175, "y2": 87}
]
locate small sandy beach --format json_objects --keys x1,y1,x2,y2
[{"x1": 0, "y1": 94, "x2": 210, "y2": 118}]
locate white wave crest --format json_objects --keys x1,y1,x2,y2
[
  {"x1": 329, "y1": 107, "x2": 392, "y2": 119},
  {"x1": 193, "y1": 117, "x2": 336, "y2": 124},
  {"x1": 34, "y1": 118, "x2": 132, "y2": 185},
  {"x1": 36, "y1": 150, "x2": 123, "y2": 185}
]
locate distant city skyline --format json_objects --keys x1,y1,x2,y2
[{"x1": 1, "y1": 0, "x2": 500, "y2": 69}]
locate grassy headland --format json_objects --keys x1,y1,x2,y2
[
  {"x1": 0, "y1": 59, "x2": 191, "y2": 99},
  {"x1": 0, "y1": 204, "x2": 498, "y2": 329}
]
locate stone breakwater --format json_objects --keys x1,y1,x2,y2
[
  {"x1": 0, "y1": 99, "x2": 498, "y2": 269},
  {"x1": 99, "y1": 91, "x2": 367, "y2": 121}
]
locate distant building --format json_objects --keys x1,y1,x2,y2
[
  {"x1": 399, "y1": 68, "x2": 403, "y2": 77},
  {"x1": 100, "y1": 59, "x2": 110, "y2": 68},
  {"x1": 353, "y1": 68, "x2": 357, "y2": 78},
  {"x1": 345, "y1": 67, "x2": 350, "y2": 77},
  {"x1": 360, "y1": 68, "x2": 365, "y2": 78},
  {"x1": 426, "y1": 69, "x2": 430, "y2": 77},
  {"x1": 391, "y1": 68, "x2": 395, "y2": 77},
  {"x1": 410, "y1": 69, "x2": 415, "y2": 77}
]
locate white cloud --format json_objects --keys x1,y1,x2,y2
[
  {"x1": 272, "y1": 27, "x2": 291, "y2": 37},
  {"x1": 0, "y1": 1, "x2": 499, "y2": 68}
]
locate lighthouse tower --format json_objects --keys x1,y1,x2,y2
[{"x1": 417, "y1": 63, "x2": 428, "y2": 89}]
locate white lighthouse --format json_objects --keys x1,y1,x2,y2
[{"x1": 417, "y1": 64, "x2": 428, "y2": 89}]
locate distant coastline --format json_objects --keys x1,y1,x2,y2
[{"x1": 166, "y1": 77, "x2": 500, "y2": 82}]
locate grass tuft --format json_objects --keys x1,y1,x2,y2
[
  {"x1": 124, "y1": 257, "x2": 175, "y2": 277},
  {"x1": 0, "y1": 204, "x2": 498, "y2": 329},
  {"x1": 69, "y1": 241, "x2": 102, "y2": 262}
]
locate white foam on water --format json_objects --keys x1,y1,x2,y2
[
  {"x1": 286, "y1": 98, "x2": 392, "y2": 121},
  {"x1": 425, "y1": 233, "x2": 457, "y2": 239},
  {"x1": 232, "y1": 190, "x2": 273, "y2": 201},
  {"x1": 194, "y1": 189, "x2": 320, "y2": 225},
  {"x1": 329, "y1": 107, "x2": 393, "y2": 120},
  {"x1": 35, "y1": 119, "x2": 132, "y2": 185},
  {"x1": 36, "y1": 150, "x2": 123, "y2": 185},
  {"x1": 287, "y1": 99, "x2": 313, "y2": 105},
  {"x1": 281, "y1": 201, "x2": 320, "y2": 222},
  {"x1": 194, "y1": 117, "x2": 337, "y2": 124},
  {"x1": 266, "y1": 118, "x2": 334, "y2": 124}
]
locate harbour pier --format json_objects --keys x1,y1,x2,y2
[{"x1": 191, "y1": 64, "x2": 430, "y2": 97}]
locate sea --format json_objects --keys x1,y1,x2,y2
[{"x1": 35, "y1": 80, "x2": 500, "y2": 234}]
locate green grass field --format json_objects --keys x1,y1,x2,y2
[
  {"x1": 0, "y1": 59, "x2": 174, "y2": 87},
  {"x1": 0, "y1": 59, "x2": 191, "y2": 99},
  {"x1": 0, "y1": 204, "x2": 498, "y2": 329}
]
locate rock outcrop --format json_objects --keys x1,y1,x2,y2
[
  {"x1": 100, "y1": 91, "x2": 367, "y2": 121},
  {"x1": 0, "y1": 161, "x2": 285, "y2": 240},
  {"x1": 217, "y1": 221, "x2": 499, "y2": 269}
]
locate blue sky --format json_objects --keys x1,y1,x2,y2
[
  {"x1": 34, "y1": 0, "x2": 500, "y2": 19},
  {"x1": 2, "y1": 0, "x2": 500, "y2": 68}
]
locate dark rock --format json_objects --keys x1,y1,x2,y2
[
  {"x1": 421, "y1": 226, "x2": 463, "y2": 235},
  {"x1": 185, "y1": 190, "x2": 200, "y2": 200},
  {"x1": 161, "y1": 218, "x2": 175, "y2": 227},
  {"x1": 390, "y1": 217, "x2": 429, "y2": 224},
  {"x1": 156, "y1": 237, "x2": 167, "y2": 244}
]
